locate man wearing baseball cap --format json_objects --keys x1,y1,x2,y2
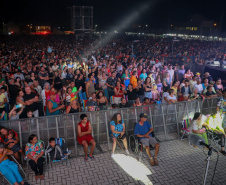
[{"x1": 134, "y1": 113, "x2": 160, "y2": 166}]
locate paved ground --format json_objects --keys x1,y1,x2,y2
[{"x1": 1, "y1": 139, "x2": 226, "y2": 185}]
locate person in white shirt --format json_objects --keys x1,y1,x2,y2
[
  {"x1": 194, "y1": 78, "x2": 203, "y2": 94},
  {"x1": 189, "y1": 76, "x2": 197, "y2": 93},
  {"x1": 168, "y1": 65, "x2": 174, "y2": 82},
  {"x1": 162, "y1": 86, "x2": 170, "y2": 104}
]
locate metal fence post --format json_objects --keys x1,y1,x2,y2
[
  {"x1": 134, "y1": 108, "x2": 138, "y2": 123},
  {"x1": 18, "y1": 121, "x2": 22, "y2": 149},
  {"x1": 126, "y1": 108, "x2": 130, "y2": 136},
  {"x1": 36, "y1": 119, "x2": 40, "y2": 141},
  {"x1": 96, "y1": 112, "x2": 100, "y2": 144},
  {"x1": 105, "y1": 112, "x2": 111, "y2": 151},
  {"x1": 72, "y1": 115, "x2": 78, "y2": 156},
  {"x1": 161, "y1": 105, "x2": 167, "y2": 141},
  {"x1": 174, "y1": 104, "x2": 180, "y2": 139},
  {"x1": 148, "y1": 106, "x2": 153, "y2": 128},
  {"x1": 55, "y1": 117, "x2": 59, "y2": 138}
]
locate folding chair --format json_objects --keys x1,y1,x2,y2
[
  {"x1": 181, "y1": 118, "x2": 192, "y2": 140},
  {"x1": 46, "y1": 138, "x2": 70, "y2": 170},
  {"x1": 26, "y1": 140, "x2": 48, "y2": 170},
  {"x1": 0, "y1": 155, "x2": 26, "y2": 185}
]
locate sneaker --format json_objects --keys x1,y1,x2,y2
[
  {"x1": 154, "y1": 157, "x2": 159, "y2": 166},
  {"x1": 111, "y1": 153, "x2": 114, "y2": 159},
  {"x1": 61, "y1": 155, "x2": 68, "y2": 160},
  {"x1": 150, "y1": 157, "x2": 155, "y2": 166},
  {"x1": 66, "y1": 150, "x2": 72, "y2": 156},
  {"x1": 125, "y1": 150, "x2": 130, "y2": 155}
]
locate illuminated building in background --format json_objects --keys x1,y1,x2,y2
[{"x1": 35, "y1": 26, "x2": 51, "y2": 35}]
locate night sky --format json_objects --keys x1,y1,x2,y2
[{"x1": 1, "y1": 0, "x2": 226, "y2": 31}]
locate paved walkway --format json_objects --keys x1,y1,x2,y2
[{"x1": 2, "y1": 139, "x2": 226, "y2": 185}]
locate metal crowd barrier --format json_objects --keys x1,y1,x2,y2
[{"x1": 0, "y1": 97, "x2": 220, "y2": 156}]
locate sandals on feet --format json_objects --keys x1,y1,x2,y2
[
  {"x1": 88, "y1": 154, "x2": 95, "y2": 160},
  {"x1": 150, "y1": 157, "x2": 155, "y2": 166},
  {"x1": 40, "y1": 175, "x2": 44, "y2": 180},
  {"x1": 154, "y1": 157, "x2": 159, "y2": 166},
  {"x1": 84, "y1": 157, "x2": 88, "y2": 162}
]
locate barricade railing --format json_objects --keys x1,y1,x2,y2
[{"x1": 0, "y1": 97, "x2": 220, "y2": 156}]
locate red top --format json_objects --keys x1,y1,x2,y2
[
  {"x1": 77, "y1": 121, "x2": 93, "y2": 144},
  {"x1": 114, "y1": 87, "x2": 123, "y2": 98},
  {"x1": 45, "y1": 90, "x2": 50, "y2": 105}
]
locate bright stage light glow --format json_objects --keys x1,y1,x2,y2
[{"x1": 112, "y1": 154, "x2": 153, "y2": 185}]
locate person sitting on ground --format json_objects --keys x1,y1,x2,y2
[
  {"x1": 0, "y1": 142, "x2": 26, "y2": 185},
  {"x1": 134, "y1": 113, "x2": 160, "y2": 166},
  {"x1": 45, "y1": 137, "x2": 71, "y2": 162},
  {"x1": 110, "y1": 113, "x2": 130, "y2": 158},
  {"x1": 188, "y1": 112, "x2": 208, "y2": 145},
  {"x1": 25, "y1": 134, "x2": 45, "y2": 180},
  {"x1": 4, "y1": 130, "x2": 26, "y2": 161},
  {"x1": 77, "y1": 114, "x2": 96, "y2": 162}
]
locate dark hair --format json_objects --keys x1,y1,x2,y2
[
  {"x1": 193, "y1": 112, "x2": 201, "y2": 120},
  {"x1": 80, "y1": 114, "x2": 87, "y2": 120},
  {"x1": 172, "y1": 81, "x2": 177, "y2": 86},
  {"x1": 207, "y1": 86, "x2": 211, "y2": 91},
  {"x1": 111, "y1": 113, "x2": 121, "y2": 125},
  {"x1": 111, "y1": 104, "x2": 118, "y2": 109},
  {"x1": 144, "y1": 97, "x2": 149, "y2": 102},
  {"x1": 222, "y1": 89, "x2": 226, "y2": 94},
  {"x1": 0, "y1": 142, "x2": 5, "y2": 149},
  {"x1": 28, "y1": 134, "x2": 37, "y2": 143},
  {"x1": 8, "y1": 130, "x2": 15, "y2": 138},
  {"x1": 49, "y1": 137, "x2": 55, "y2": 143},
  {"x1": 163, "y1": 86, "x2": 170, "y2": 92},
  {"x1": 88, "y1": 73, "x2": 92, "y2": 79},
  {"x1": 169, "y1": 89, "x2": 174, "y2": 95},
  {"x1": 185, "y1": 80, "x2": 189, "y2": 83}
]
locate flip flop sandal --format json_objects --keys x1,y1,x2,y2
[
  {"x1": 88, "y1": 154, "x2": 95, "y2": 160},
  {"x1": 84, "y1": 157, "x2": 88, "y2": 162}
]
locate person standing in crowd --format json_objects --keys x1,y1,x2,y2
[
  {"x1": 106, "y1": 71, "x2": 117, "y2": 98},
  {"x1": 130, "y1": 71, "x2": 138, "y2": 89},
  {"x1": 38, "y1": 67, "x2": 49, "y2": 88},
  {"x1": 66, "y1": 97, "x2": 81, "y2": 114},
  {"x1": 178, "y1": 65, "x2": 185, "y2": 82},
  {"x1": 77, "y1": 114, "x2": 96, "y2": 162},
  {"x1": 46, "y1": 91, "x2": 65, "y2": 116},
  {"x1": 114, "y1": 81, "x2": 125, "y2": 104},
  {"x1": 86, "y1": 73, "x2": 96, "y2": 99},
  {"x1": 22, "y1": 86, "x2": 39, "y2": 117}
]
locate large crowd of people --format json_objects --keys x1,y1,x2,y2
[{"x1": 0, "y1": 35, "x2": 225, "y2": 120}]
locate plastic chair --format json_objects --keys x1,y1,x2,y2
[
  {"x1": 46, "y1": 138, "x2": 70, "y2": 170},
  {"x1": 181, "y1": 118, "x2": 192, "y2": 140},
  {"x1": 26, "y1": 140, "x2": 47, "y2": 170}
]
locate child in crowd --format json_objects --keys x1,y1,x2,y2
[
  {"x1": 151, "y1": 85, "x2": 160, "y2": 101},
  {"x1": 46, "y1": 137, "x2": 71, "y2": 162},
  {"x1": 9, "y1": 105, "x2": 24, "y2": 120},
  {"x1": 4, "y1": 130, "x2": 26, "y2": 159}
]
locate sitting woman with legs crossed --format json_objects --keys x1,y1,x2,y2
[{"x1": 77, "y1": 114, "x2": 96, "y2": 162}]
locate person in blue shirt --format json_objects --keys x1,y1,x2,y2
[
  {"x1": 139, "y1": 69, "x2": 147, "y2": 82},
  {"x1": 134, "y1": 113, "x2": 160, "y2": 166},
  {"x1": 110, "y1": 113, "x2": 130, "y2": 158}
]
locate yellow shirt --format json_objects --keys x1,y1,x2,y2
[
  {"x1": 171, "y1": 86, "x2": 178, "y2": 96},
  {"x1": 130, "y1": 76, "x2": 137, "y2": 89},
  {"x1": 0, "y1": 93, "x2": 6, "y2": 108}
]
